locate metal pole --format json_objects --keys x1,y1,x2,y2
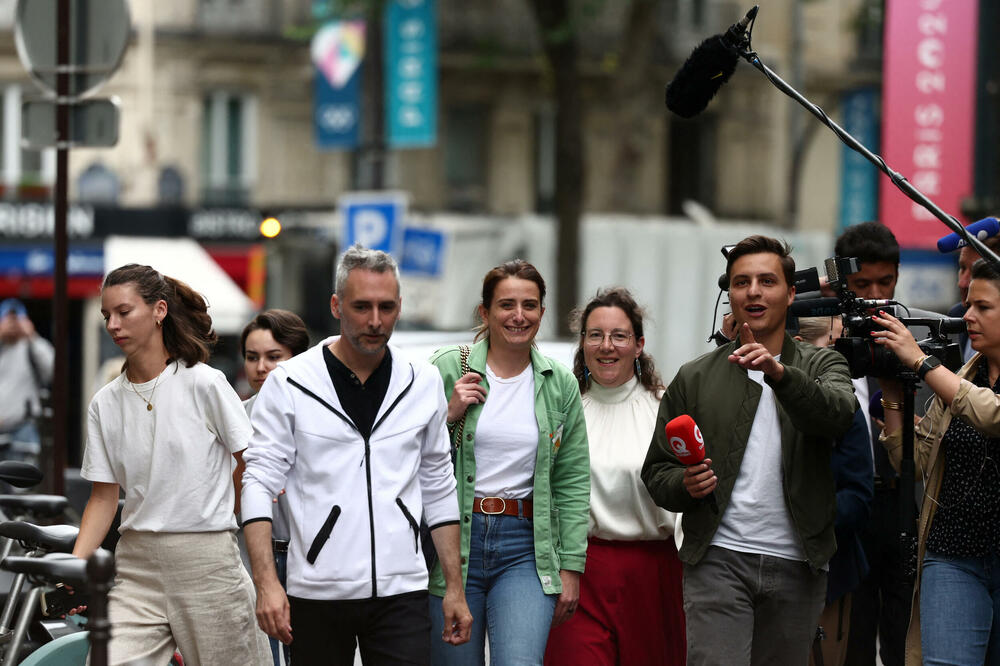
[
  {"x1": 363, "y1": 0, "x2": 386, "y2": 190},
  {"x1": 52, "y1": 0, "x2": 69, "y2": 496},
  {"x1": 738, "y1": 48, "x2": 1000, "y2": 271},
  {"x1": 87, "y1": 549, "x2": 115, "y2": 666}
]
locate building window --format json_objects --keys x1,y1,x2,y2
[
  {"x1": 77, "y1": 162, "x2": 120, "y2": 204},
  {"x1": 444, "y1": 106, "x2": 488, "y2": 212},
  {"x1": 201, "y1": 91, "x2": 256, "y2": 206},
  {"x1": 0, "y1": 85, "x2": 54, "y2": 199}
]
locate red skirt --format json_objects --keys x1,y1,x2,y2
[{"x1": 545, "y1": 536, "x2": 686, "y2": 666}]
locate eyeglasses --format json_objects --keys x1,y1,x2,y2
[{"x1": 583, "y1": 329, "x2": 633, "y2": 348}]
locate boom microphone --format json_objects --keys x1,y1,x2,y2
[
  {"x1": 665, "y1": 6, "x2": 759, "y2": 119},
  {"x1": 665, "y1": 414, "x2": 719, "y2": 514},
  {"x1": 936, "y1": 217, "x2": 1000, "y2": 253}
]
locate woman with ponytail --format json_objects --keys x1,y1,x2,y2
[{"x1": 72, "y1": 264, "x2": 270, "y2": 665}]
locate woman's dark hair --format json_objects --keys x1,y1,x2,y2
[
  {"x1": 240, "y1": 309, "x2": 310, "y2": 358},
  {"x1": 971, "y1": 257, "x2": 1000, "y2": 287},
  {"x1": 474, "y1": 259, "x2": 546, "y2": 342},
  {"x1": 569, "y1": 287, "x2": 664, "y2": 395},
  {"x1": 103, "y1": 264, "x2": 216, "y2": 369}
]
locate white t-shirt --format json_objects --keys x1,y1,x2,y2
[
  {"x1": 473, "y1": 363, "x2": 538, "y2": 499},
  {"x1": 712, "y1": 361, "x2": 806, "y2": 561},
  {"x1": 83, "y1": 361, "x2": 250, "y2": 533}
]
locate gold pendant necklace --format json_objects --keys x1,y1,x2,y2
[{"x1": 128, "y1": 372, "x2": 161, "y2": 411}]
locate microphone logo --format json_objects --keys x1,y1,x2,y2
[
  {"x1": 694, "y1": 424, "x2": 704, "y2": 444},
  {"x1": 669, "y1": 436, "x2": 690, "y2": 457}
]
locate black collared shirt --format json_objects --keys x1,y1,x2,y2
[{"x1": 323, "y1": 345, "x2": 392, "y2": 440}]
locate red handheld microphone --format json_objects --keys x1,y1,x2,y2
[{"x1": 665, "y1": 414, "x2": 718, "y2": 514}]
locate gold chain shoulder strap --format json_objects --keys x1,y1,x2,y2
[{"x1": 450, "y1": 345, "x2": 472, "y2": 450}]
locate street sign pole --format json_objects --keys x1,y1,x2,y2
[
  {"x1": 15, "y1": 0, "x2": 129, "y2": 494},
  {"x1": 52, "y1": 0, "x2": 68, "y2": 496}
]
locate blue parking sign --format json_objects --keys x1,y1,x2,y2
[
  {"x1": 400, "y1": 227, "x2": 445, "y2": 276},
  {"x1": 340, "y1": 192, "x2": 407, "y2": 255}
]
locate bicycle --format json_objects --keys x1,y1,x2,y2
[{"x1": 2, "y1": 549, "x2": 113, "y2": 666}]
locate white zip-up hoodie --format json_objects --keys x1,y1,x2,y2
[{"x1": 241, "y1": 337, "x2": 459, "y2": 600}]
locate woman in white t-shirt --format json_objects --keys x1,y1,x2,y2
[
  {"x1": 72, "y1": 263, "x2": 270, "y2": 665},
  {"x1": 544, "y1": 287, "x2": 685, "y2": 665},
  {"x1": 428, "y1": 260, "x2": 590, "y2": 666}
]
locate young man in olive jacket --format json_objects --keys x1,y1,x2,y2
[{"x1": 642, "y1": 235, "x2": 857, "y2": 665}]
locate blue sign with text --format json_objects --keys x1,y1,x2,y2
[
  {"x1": 839, "y1": 88, "x2": 880, "y2": 232},
  {"x1": 400, "y1": 227, "x2": 444, "y2": 276},
  {"x1": 0, "y1": 246, "x2": 103, "y2": 276},
  {"x1": 385, "y1": 0, "x2": 437, "y2": 148}
]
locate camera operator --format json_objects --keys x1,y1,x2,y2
[
  {"x1": 871, "y1": 257, "x2": 1000, "y2": 665},
  {"x1": 834, "y1": 222, "x2": 912, "y2": 666},
  {"x1": 949, "y1": 235, "x2": 1000, "y2": 362}
]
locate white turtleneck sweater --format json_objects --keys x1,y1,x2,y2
[{"x1": 584, "y1": 376, "x2": 677, "y2": 541}]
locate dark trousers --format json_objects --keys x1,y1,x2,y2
[
  {"x1": 682, "y1": 546, "x2": 827, "y2": 665},
  {"x1": 288, "y1": 590, "x2": 431, "y2": 666},
  {"x1": 844, "y1": 487, "x2": 914, "y2": 666}
]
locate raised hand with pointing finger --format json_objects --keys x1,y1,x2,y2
[{"x1": 728, "y1": 323, "x2": 785, "y2": 381}]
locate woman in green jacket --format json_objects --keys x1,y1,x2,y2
[{"x1": 428, "y1": 259, "x2": 590, "y2": 666}]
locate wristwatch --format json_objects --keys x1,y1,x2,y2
[{"x1": 916, "y1": 355, "x2": 942, "y2": 380}]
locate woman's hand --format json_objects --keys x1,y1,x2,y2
[
  {"x1": 873, "y1": 309, "x2": 963, "y2": 414},
  {"x1": 551, "y1": 570, "x2": 580, "y2": 628},
  {"x1": 870, "y1": 310, "x2": 924, "y2": 369},
  {"x1": 447, "y1": 373, "x2": 486, "y2": 423}
]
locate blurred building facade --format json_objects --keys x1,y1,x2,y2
[
  {"x1": 0, "y1": 0, "x2": 888, "y2": 224},
  {"x1": 3, "y1": 0, "x2": 1000, "y2": 459}
]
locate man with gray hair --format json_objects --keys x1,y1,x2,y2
[{"x1": 242, "y1": 245, "x2": 472, "y2": 664}]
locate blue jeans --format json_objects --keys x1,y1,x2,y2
[
  {"x1": 269, "y1": 550, "x2": 291, "y2": 666},
  {"x1": 0, "y1": 420, "x2": 40, "y2": 465},
  {"x1": 921, "y1": 550, "x2": 1000, "y2": 665},
  {"x1": 429, "y1": 513, "x2": 556, "y2": 666}
]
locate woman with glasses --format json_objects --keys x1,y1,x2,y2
[
  {"x1": 428, "y1": 260, "x2": 590, "y2": 666},
  {"x1": 544, "y1": 287, "x2": 685, "y2": 665}
]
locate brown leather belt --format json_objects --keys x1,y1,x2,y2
[{"x1": 473, "y1": 496, "x2": 533, "y2": 519}]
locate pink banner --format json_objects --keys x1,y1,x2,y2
[{"x1": 880, "y1": 0, "x2": 979, "y2": 249}]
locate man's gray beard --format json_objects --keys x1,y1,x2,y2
[{"x1": 347, "y1": 333, "x2": 388, "y2": 356}]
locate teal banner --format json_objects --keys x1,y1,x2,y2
[{"x1": 385, "y1": 0, "x2": 437, "y2": 148}]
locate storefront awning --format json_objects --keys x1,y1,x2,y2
[{"x1": 104, "y1": 236, "x2": 256, "y2": 335}]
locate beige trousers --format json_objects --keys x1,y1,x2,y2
[{"x1": 107, "y1": 530, "x2": 270, "y2": 666}]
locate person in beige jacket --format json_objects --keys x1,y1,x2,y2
[{"x1": 874, "y1": 257, "x2": 1000, "y2": 666}]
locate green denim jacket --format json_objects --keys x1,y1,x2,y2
[
  {"x1": 641, "y1": 334, "x2": 857, "y2": 570},
  {"x1": 428, "y1": 339, "x2": 590, "y2": 596}
]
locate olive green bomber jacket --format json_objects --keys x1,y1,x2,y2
[
  {"x1": 427, "y1": 339, "x2": 590, "y2": 596},
  {"x1": 641, "y1": 334, "x2": 857, "y2": 569}
]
